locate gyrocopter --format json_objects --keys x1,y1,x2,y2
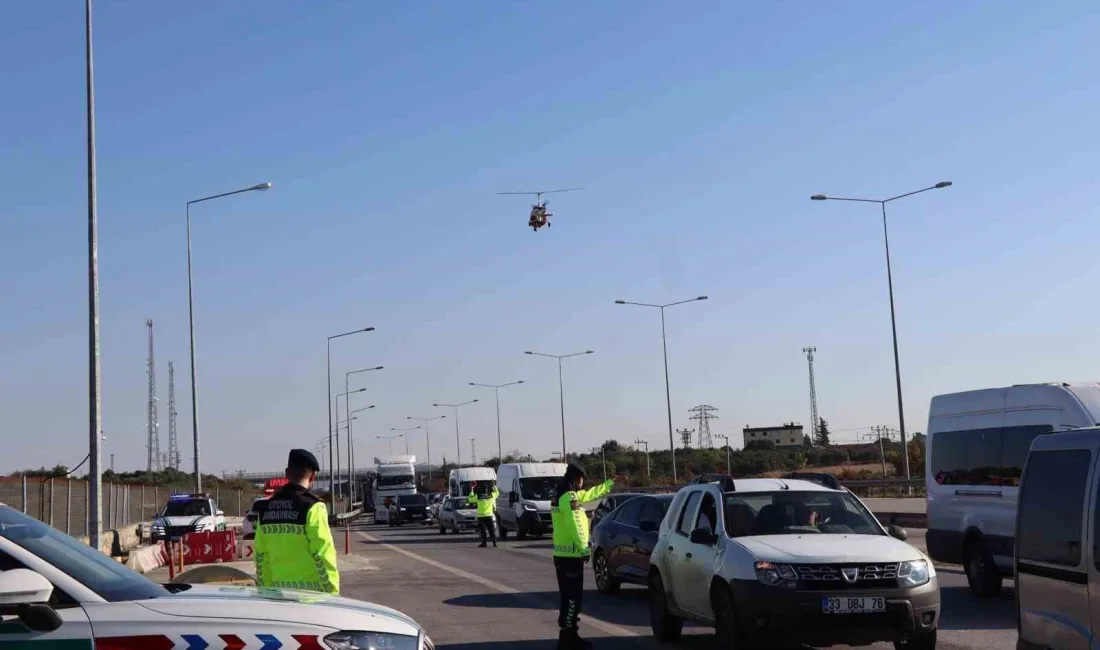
[{"x1": 497, "y1": 187, "x2": 582, "y2": 231}]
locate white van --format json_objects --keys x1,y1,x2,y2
[
  {"x1": 448, "y1": 467, "x2": 497, "y2": 498},
  {"x1": 925, "y1": 383, "x2": 1100, "y2": 597},
  {"x1": 496, "y1": 462, "x2": 567, "y2": 539},
  {"x1": 1014, "y1": 427, "x2": 1099, "y2": 650}
]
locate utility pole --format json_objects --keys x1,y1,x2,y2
[
  {"x1": 470, "y1": 438, "x2": 476, "y2": 465},
  {"x1": 110, "y1": 454, "x2": 114, "y2": 472},
  {"x1": 717, "y1": 434, "x2": 731, "y2": 474},
  {"x1": 863, "y1": 428, "x2": 888, "y2": 478},
  {"x1": 677, "y1": 428, "x2": 693, "y2": 449},
  {"x1": 634, "y1": 439, "x2": 650, "y2": 481},
  {"x1": 167, "y1": 361, "x2": 180, "y2": 469},
  {"x1": 146, "y1": 319, "x2": 161, "y2": 472},
  {"x1": 803, "y1": 346, "x2": 819, "y2": 445}
]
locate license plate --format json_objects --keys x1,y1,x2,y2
[{"x1": 821, "y1": 596, "x2": 886, "y2": 614}]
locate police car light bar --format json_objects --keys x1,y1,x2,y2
[{"x1": 168, "y1": 492, "x2": 209, "y2": 500}]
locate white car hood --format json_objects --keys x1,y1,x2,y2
[
  {"x1": 734, "y1": 534, "x2": 924, "y2": 563},
  {"x1": 139, "y1": 585, "x2": 420, "y2": 636}
]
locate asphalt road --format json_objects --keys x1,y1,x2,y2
[{"x1": 341, "y1": 522, "x2": 1017, "y2": 650}]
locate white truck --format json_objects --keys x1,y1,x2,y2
[
  {"x1": 448, "y1": 466, "x2": 498, "y2": 498},
  {"x1": 372, "y1": 455, "x2": 417, "y2": 524}
]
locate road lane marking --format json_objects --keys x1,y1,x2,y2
[{"x1": 358, "y1": 530, "x2": 640, "y2": 638}]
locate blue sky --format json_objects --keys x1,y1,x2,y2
[{"x1": 3, "y1": 1, "x2": 1100, "y2": 475}]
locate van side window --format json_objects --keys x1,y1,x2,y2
[
  {"x1": 1018, "y1": 449, "x2": 1091, "y2": 567},
  {"x1": 932, "y1": 425, "x2": 1053, "y2": 487}
]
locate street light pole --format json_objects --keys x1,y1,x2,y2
[
  {"x1": 326, "y1": 327, "x2": 374, "y2": 511},
  {"x1": 345, "y1": 366, "x2": 382, "y2": 505},
  {"x1": 333, "y1": 388, "x2": 366, "y2": 505},
  {"x1": 377, "y1": 434, "x2": 404, "y2": 455},
  {"x1": 634, "y1": 439, "x2": 650, "y2": 481},
  {"x1": 408, "y1": 415, "x2": 446, "y2": 479},
  {"x1": 433, "y1": 400, "x2": 479, "y2": 466},
  {"x1": 614, "y1": 296, "x2": 708, "y2": 483},
  {"x1": 525, "y1": 350, "x2": 594, "y2": 460},
  {"x1": 810, "y1": 181, "x2": 952, "y2": 485},
  {"x1": 391, "y1": 427, "x2": 421, "y2": 455},
  {"x1": 85, "y1": 0, "x2": 104, "y2": 550},
  {"x1": 345, "y1": 404, "x2": 375, "y2": 503},
  {"x1": 469, "y1": 380, "x2": 524, "y2": 461},
  {"x1": 186, "y1": 181, "x2": 271, "y2": 493},
  {"x1": 717, "y1": 434, "x2": 731, "y2": 474}
]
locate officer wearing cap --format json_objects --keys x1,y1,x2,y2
[
  {"x1": 551, "y1": 463, "x2": 617, "y2": 649},
  {"x1": 253, "y1": 449, "x2": 340, "y2": 594}
]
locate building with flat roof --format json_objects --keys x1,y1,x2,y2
[{"x1": 743, "y1": 423, "x2": 805, "y2": 448}]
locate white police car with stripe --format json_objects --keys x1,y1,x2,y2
[
  {"x1": 0, "y1": 503, "x2": 433, "y2": 649},
  {"x1": 151, "y1": 493, "x2": 227, "y2": 542}
]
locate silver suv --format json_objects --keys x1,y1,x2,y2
[{"x1": 648, "y1": 477, "x2": 939, "y2": 649}]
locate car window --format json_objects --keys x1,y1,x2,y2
[
  {"x1": 676, "y1": 491, "x2": 703, "y2": 536},
  {"x1": 724, "y1": 491, "x2": 881, "y2": 537},
  {"x1": 614, "y1": 498, "x2": 644, "y2": 528},
  {"x1": 694, "y1": 493, "x2": 718, "y2": 536},
  {"x1": 640, "y1": 498, "x2": 664, "y2": 529},
  {"x1": 162, "y1": 499, "x2": 210, "y2": 517},
  {"x1": 1018, "y1": 449, "x2": 1091, "y2": 567},
  {"x1": 931, "y1": 425, "x2": 1053, "y2": 487},
  {"x1": 0, "y1": 506, "x2": 167, "y2": 602}
]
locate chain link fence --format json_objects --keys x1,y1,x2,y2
[{"x1": 0, "y1": 477, "x2": 263, "y2": 537}]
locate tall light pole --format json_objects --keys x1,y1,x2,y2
[
  {"x1": 469, "y1": 380, "x2": 524, "y2": 461},
  {"x1": 377, "y1": 434, "x2": 404, "y2": 455},
  {"x1": 433, "y1": 400, "x2": 479, "y2": 466},
  {"x1": 634, "y1": 439, "x2": 650, "y2": 481},
  {"x1": 185, "y1": 181, "x2": 271, "y2": 493},
  {"x1": 525, "y1": 350, "x2": 593, "y2": 460},
  {"x1": 810, "y1": 181, "x2": 952, "y2": 484},
  {"x1": 615, "y1": 296, "x2": 708, "y2": 483},
  {"x1": 345, "y1": 366, "x2": 383, "y2": 505},
  {"x1": 470, "y1": 438, "x2": 477, "y2": 465},
  {"x1": 346, "y1": 404, "x2": 375, "y2": 503},
  {"x1": 333, "y1": 388, "x2": 366, "y2": 504},
  {"x1": 326, "y1": 327, "x2": 374, "y2": 511},
  {"x1": 408, "y1": 415, "x2": 446, "y2": 479},
  {"x1": 85, "y1": 0, "x2": 104, "y2": 550},
  {"x1": 716, "y1": 434, "x2": 731, "y2": 475},
  {"x1": 391, "y1": 426, "x2": 420, "y2": 455}
]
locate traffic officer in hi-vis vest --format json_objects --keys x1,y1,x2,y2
[
  {"x1": 467, "y1": 480, "x2": 500, "y2": 547},
  {"x1": 551, "y1": 463, "x2": 619, "y2": 649},
  {"x1": 253, "y1": 449, "x2": 340, "y2": 594}
]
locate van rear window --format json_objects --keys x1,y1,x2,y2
[{"x1": 1017, "y1": 449, "x2": 1090, "y2": 567}]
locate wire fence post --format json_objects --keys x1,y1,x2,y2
[
  {"x1": 140, "y1": 485, "x2": 146, "y2": 523},
  {"x1": 48, "y1": 479, "x2": 55, "y2": 527},
  {"x1": 124, "y1": 484, "x2": 129, "y2": 526},
  {"x1": 84, "y1": 480, "x2": 90, "y2": 537},
  {"x1": 154, "y1": 486, "x2": 159, "y2": 513},
  {"x1": 237, "y1": 489, "x2": 241, "y2": 518},
  {"x1": 66, "y1": 479, "x2": 72, "y2": 535},
  {"x1": 215, "y1": 484, "x2": 220, "y2": 505},
  {"x1": 21, "y1": 475, "x2": 27, "y2": 514}
]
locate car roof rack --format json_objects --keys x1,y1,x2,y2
[
  {"x1": 693, "y1": 473, "x2": 736, "y2": 492},
  {"x1": 781, "y1": 472, "x2": 841, "y2": 490}
]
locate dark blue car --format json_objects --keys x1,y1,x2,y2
[{"x1": 591, "y1": 493, "x2": 676, "y2": 594}]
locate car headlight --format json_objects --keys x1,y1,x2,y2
[
  {"x1": 323, "y1": 631, "x2": 420, "y2": 650},
  {"x1": 522, "y1": 503, "x2": 537, "y2": 512},
  {"x1": 898, "y1": 560, "x2": 930, "y2": 587},
  {"x1": 399, "y1": 507, "x2": 407, "y2": 511},
  {"x1": 754, "y1": 561, "x2": 797, "y2": 588}
]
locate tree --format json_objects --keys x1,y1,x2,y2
[{"x1": 815, "y1": 418, "x2": 831, "y2": 447}]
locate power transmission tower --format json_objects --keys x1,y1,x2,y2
[
  {"x1": 803, "y1": 346, "x2": 819, "y2": 445},
  {"x1": 677, "y1": 428, "x2": 694, "y2": 449},
  {"x1": 689, "y1": 405, "x2": 719, "y2": 448},
  {"x1": 167, "y1": 361, "x2": 180, "y2": 470},
  {"x1": 146, "y1": 319, "x2": 161, "y2": 472}
]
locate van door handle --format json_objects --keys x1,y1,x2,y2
[
  {"x1": 668, "y1": 546, "x2": 674, "y2": 552},
  {"x1": 685, "y1": 552, "x2": 693, "y2": 559}
]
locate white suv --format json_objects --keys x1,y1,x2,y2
[{"x1": 648, "y1": 476, "x2": 939, "y2": 649}]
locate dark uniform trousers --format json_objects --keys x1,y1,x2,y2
[
  {"x1": 477, "y1": 516, "x2": 497, "y2": 545},
  {"x1": 554, "y1": 556, "x2": 586, "y2": 630}
]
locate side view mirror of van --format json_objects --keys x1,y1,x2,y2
[
  {"x1": 509, "y1": 491, "x2": 518, "y2": 505},
  {"x1": 887, "y1": 525, "x2": 908, "y2": 541}
]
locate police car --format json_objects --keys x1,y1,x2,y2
[
  {"x1": 0, "y1": 503, "x2": 434, "y2": 649},
  {"x1": 151, "y1": 493, "x2": 226, "y2": 541}
]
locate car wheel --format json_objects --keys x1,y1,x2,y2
[
  {"x1": 964, "y1": 539, "x2": 1002, "y2": 597},
  {"x1": 712, "y1": 584, "x2": 748, "y2": 649},
  {"x1": 452, "y1": 522, "x2": 459, "y2": 534},
  {"x1": 648, "y1": 573, "x2": 683, "y2": 642},
  {"x1": 516, "y1": 522, "x2": 528, "y2": 540},
  {"x1": 895, "y1": 628, "x2": 937, "y2": 650},
  {"x1": 498, "y1": 522, "x2": 509, "y2": 540},
  {"x1": 439, "y1": 522, "x2": 446, "y2": 534},
  {"x1": 593, "y1": 551, "x2": 621, "y2": 595}
]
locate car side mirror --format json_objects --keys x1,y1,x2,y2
[
  {"x1": 887, "y1": 525, "x2": 908, "y2": 541},
  {"x1": 639, "y1": 520, "x2": 659, "y2": 533},
  {"x1": 0, "y1": 569, "x2": 53, "y2": 607},
  {"x1": 689, "y1": 528, "x2": 717, "y2": 545},
  {"x1": 216, "y1": 510, "x2": 224, "y2": 516}
]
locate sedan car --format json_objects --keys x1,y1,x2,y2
[
  {"x1": 438, "y1": 496, "x2": 479, "y2": 534},
  {"x1": 388, "y1": 493, "x2": 432, "y2": 527},
  {"x1": 591, "y1": 493, "x2": 676, "y2": 594},
  {"x1": 591, "y1": 492, "x2": 645, "y2": 529},
  {"x1": 0, "y1": 503, "x2": 434, "y2": 649}
]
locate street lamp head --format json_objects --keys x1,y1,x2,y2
[
  {"x1": 517, "y1": 380, "x2": 525, "y2": 384},
  {"x1": 468, "y1": 382, "x2": 476, "y2": 386},
  {"x1": 614, "y1": 300, "x2": 626, "y2": 304},
  {"x1": 472, "y1": 399, "x2": 480, "y2": 403},
  {"x1": 363, "y1": 327, "x2": 376, "y2": 333},
  {"x1": 696, "y1": 296, "x2": 708, "y2": 301},
  {"x1": 432, "y1": 403, "x2": 440, "y2": 407},
  {"x1": 584, "y1": 350, "x2": 594, "y2": 355},
  {"x1": 935, "y1": 181, "x2": 953, "y2": 189},
  {"x1": 374, "y1": 366, "x2": 384, "y2": 370},
  {"x1": 524, "y1": 351, "x2": 534, "y2": 355},
  {"x1": 810, "y1": 194, "x2": 827, "y2": 201},
  {"x1": 354, "y1": 387, "x2": 366, "y2": 393},
  {"x1": 251, "y1": 182, "x2": 272, "y2": 191}
]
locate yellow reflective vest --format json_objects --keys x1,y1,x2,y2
[
  {"x1": 253, "y1": 483, "x2": 340, "y2": 594},
  {"x1": 467, "y1": 487, "x2": 499, "y2": 517},
  {"x1": 551, "y1": 479, "x2": 613, "y2": 558}
]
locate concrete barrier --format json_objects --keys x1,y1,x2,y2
[{"x1": 125, "y1": 543, "x2": 168, "y2": 574}]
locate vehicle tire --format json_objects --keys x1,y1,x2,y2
[
  {"x1": 964, "y1": 539, "x2": 1002, "y2": 598},
  {"x1": 439, "y1": 522, "x2": 446, "y2": 534},
  {"x1": 593, "y1": 551, "x2": 621, "y2": 595},
  {"x1": 451, "y1": 522, "x2": 459, "y2": 534},
  {"x1": 895, "y1": 628, "x2": 937, "y2": 650},
  {"x1": 516, "y1": 522, "x2": 528, "y2": 540},
  {"x1": 712, "y1": 584, "x2": 748, "y2": 649},
  {"x1": 498, "y1": 522, "x2": 509, "y2": 540},
  {"x1": 648, "y1": 573, "x2": 683, "y2": 642}
]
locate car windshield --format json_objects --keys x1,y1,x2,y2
[
  {"x1": 724, "y1": 491, "x2": 882, "y2": 537},
  {"x1": 398, "y1": 494, "x2": 427, "y2": 506},
  {"x1": 161, "y1": 499, "x2": 210, "y2": 517},
  {"x1": 0, "y1": 505, "x2": 168, "y2": 602},
  {"x1": 377, "y1": 474, "x2": 414, "y2": 488},
  {"x1": 520, "y1": 476, "x2": 561, "y2": 500}
]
